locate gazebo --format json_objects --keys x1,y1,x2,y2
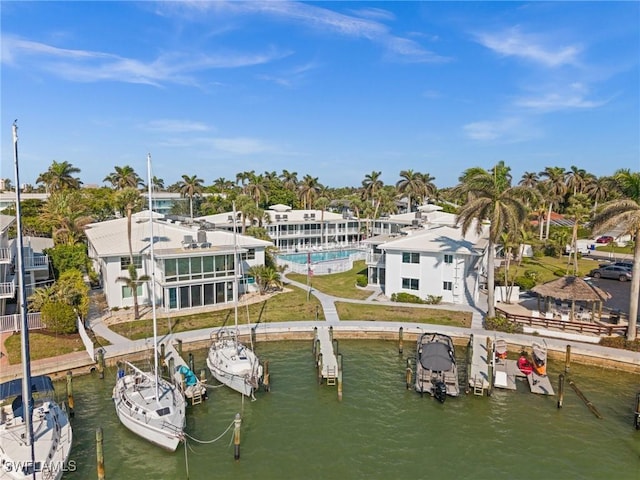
[{"x1": 531, "y1": 276, "x2": 611, "y2": 322}]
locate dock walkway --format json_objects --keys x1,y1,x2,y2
[
  {"x1": 315, "y1": 326, "x2": 339, "y2": 384},
  {"x1": 468, "y1": 334, "x2": 490, "y2": 394}
]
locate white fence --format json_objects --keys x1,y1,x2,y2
[
  {"x1": 0, "y1": 312, "x2": 44, "y2": 333},
  {"x1": 76, "y1": 316, "x2": 95, "y2": 360}
]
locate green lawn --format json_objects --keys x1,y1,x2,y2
[
  {"x1": 110, "y1": 284, "x2": 323, "y2": 340},
  {"x1": 504, "y1": 254, "x2": 600, "y2": 285},
  {"x1": 4, "y1": 332, "x2": 85, "y2": 364},
  {"x1": 287, "y1": 260, "x2": 372, "y2": 300},
  {"x1": 336, "y1": 302, "x2": 471, "y2": 327}
]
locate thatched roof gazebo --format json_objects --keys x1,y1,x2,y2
[{"x1": 531, "y1": 276, "x2": 611, "y2": 322}]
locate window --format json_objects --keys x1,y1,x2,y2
[
  {"x1": 122, "y1": 284, "x2": 143, "y2": 299},
  {"x1": 443, "y1": 281, "x2": 453, "y2": 291},
  {"x1": 402, "y1": 252, "x2": 419, "y2": 264},
  {"x1": 241, "y1": 248, "x2": 256, "y2": 260},
  {"x1": 120, "y1": 256, "x2": 142, "y2": 269},
  {"x1": 402, "y1": 278, "x2": 419, "y2": 290},
  {"x1": 444, "y1": 254, "x2": 453, "y2": 264}
]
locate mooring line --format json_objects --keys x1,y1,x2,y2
[{"x1": 184, "y1": 419, "x2": 235, "y2": 444}]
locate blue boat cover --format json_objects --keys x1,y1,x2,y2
[
  {"x1": 177, "y1": 365, "x2": 198, "y2": 387},
  {"x1": 0, "y1": 375, "x2": 55, "y2": 401}
]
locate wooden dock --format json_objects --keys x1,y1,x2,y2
[
  {"x1": 527, "y1": 371, "x2": 555, "y2": 395},
  {"x1": 314, "y1": 327, "x2": 339, "y2": 385},
  {"x1": 493, "y1": 358, "x2": 522, "y2": 391},
  {"x1": 467, "y1": 334, "x2": 490, "y2": 395},
  {"x1": 161, "y1": 338, "x2": 206, "y2": 404}
]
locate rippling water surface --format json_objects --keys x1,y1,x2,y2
[{"x1": 61, "y1": 340, "x2": 639, "y2": 479}]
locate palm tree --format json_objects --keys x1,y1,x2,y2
[
  {"x1": 115, "y1": 187, "x2": 143, "y2": 264},
  {"x1": 177, "y1": 174, "x2": 204, "y2": 219},
  {"x1": 104, "y1": 165, "x2": 142, "y2": 190},
  {"x1": 591, "y1": 169, "x2": 640, "y2": 341},
  {"x1": 298, "y1": 175, "x2": 321, "y2": 210},
  {"x1": 245, "y1": 173, "x2": 268, "y2": 207},
  {"x1": 519, "y1": 171, "x2": 539, "y2": 189},
  {"x1": 39, "y1": 190, "x2": 93, "y2": 245},
  {"x1": 151, "y1": 176, "x2": 165, "y2": 192},
  {"x1": 315, "y1": 196, "x2": 330, "y2": 247},
  {"x1": 1, "y1": 178, "x2": 13, "y2": 192},
  {"x1": 539, "y1": 166, "x2": 567, "y2": 240},
  {"x1": 212, "y1": 177, "x2": 235, "y2": 194},
  {"x1": 361, "y1": 171, "x2": 383, "y2": 208},
  {"x1": 116, "y1": 263, "x2": 150, "y2": 320},
  {"x1": 280, "y1": 170, "x2": 298, "y2": 192},
  {"x1": 584, "y1": 175, "x2": 613, "y2": 213},
  {"x1": 565, "y1": 165, "x2": 588, "y2": 195},
  {"x1": 454, "y1": 163, "x2": 532, "y2": 318},
  {"x1": 36, "y1": 160, "x2": 82, "y2": 193},
  {"x1": 564, "y1": 193, "x2": 591, "y2": 275},
  {"x1": 396, "y1": 169, "x2": 424, "y2": 213}
]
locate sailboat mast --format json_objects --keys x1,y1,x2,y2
[
  {"x1": 147, "y1": 154, "x2": 159, "y2": 402},
  {"x1": 232, "y1": 203, "x2": 239, "y2": 339},
  {"x1": 12, "y1": 121, "x2": 36, "y2": 471}
]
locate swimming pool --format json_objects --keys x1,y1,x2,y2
[{"x1": 278, "y1": 249, "x2": 364, "y2": 264}]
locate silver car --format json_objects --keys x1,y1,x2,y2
[{"x1": 589, "y1": 265, "x2": 633, "y2": 281}]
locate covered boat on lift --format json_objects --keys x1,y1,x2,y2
[{"x1": 415, "y1": 332, "x2": 459, "y2": 403}]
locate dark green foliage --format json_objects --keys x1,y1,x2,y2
[
  {"x1": 553, "y1": 269, "x2": 565, "y2": 277},
  {"x1": 355, "y1": 274, "x2": 367, "y2": 287},
  {"x1": 514, "y1": 276, "x2": 536, "y2": 290},
  {"x1": 45, "y1": 243, "x2": 89, "y2": 278},
  {"x1": 41, "y1": 301, "x2": 77, "y2": 334},
  {"x1": 484, "y1": 315, "x2": 524, "y2": 334},
  {"x1": 390, "y1": 292, "x2": 424, "y2": 304}
]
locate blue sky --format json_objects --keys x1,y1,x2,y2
[{"x1": 1, "y1": 1, "x2": 638, "y2": 190}]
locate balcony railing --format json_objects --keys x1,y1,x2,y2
[
  {"x1": 0, "y1": 246, "x2": 15, "y2": 264},
  {"x1": 25, "y1": 255, "x2": 49, "y2": 270},
  {"x1": 0, "y1": 279, "x2": 16, "y2": 298}
]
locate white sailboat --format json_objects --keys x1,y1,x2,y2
[
  {"x1": 0, "y1": 121, "x2": 73, "y2": 480},
  {"x1": 112, "y1": 155, "x2": 186, "y2": 451},
  {"x1": 206, "y1": 205, "x2": 263, "y2": 398}
]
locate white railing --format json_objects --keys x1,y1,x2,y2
[
  {"x1": 76, "y1": 316, "x2": 95, "y2": 360},
  {"x1": 0, "y1": 279, "x2": 16, "y2": 298},
  {"x1": 0, "y1": 312, "x2": 44, "y2": 333},
  {"x1": 279, "y1": 251, "x2": 367, "y2": 276},
  {"x1": 25, "y1": 255, "x2": 48, "y2": 269},
  {"x1": 366, "y1": 253, "x2": 384, "y2": 265},
  {"x1": 0, "y1": 246, "x2": 14, "y2": 264}
]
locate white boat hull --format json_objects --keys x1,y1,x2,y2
[
  {"x1": 113, "y1": 367, "x2": 186, "y2": 452},
  {"x1": 0, "y1": 400, "x2": 73, "y2": 480},
  {"x1": 207, "y1": 337, "x2": 262, "y2": 397}
]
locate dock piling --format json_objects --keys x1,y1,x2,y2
[
  {"x1": 176, "y1": 339, "x2": 183, "y2": 356},
  {"x1": 333, "y1": 339, "x2": 339, "y2": 356},
  {"x1": 168, "y1": 357, "x2": 175, "y2": 384},
  {"x1": 317, "y1": 353, "x2": 323, "y2": 384},
  {"x1": 66, "y1": 371, "x2": 75, "y2": 418},
  {"x1": 262, "y1": 360, "x2": 270, "y2": 392},
  {"x1": 557, "y1": 374, "x2": 565, "y2": 408},
  {"x1": 188, "y1": 353, "x2": 194, "y2": 373},
  {"x1": 96, "y1": 348, "x2": 105, "y2": 380},
  {"x1": 96, "y1": 427, "x2": 105, "y2": 480},
  {"x1": 398, "y1": 327, "x2": 404, "y2": 355},
  {"x1": 485, "y1": 337, "x2": 493, "y2": 397},
  {"x1": 233, "y1": 413, "x2": 241, "y2": 460},
  {"x1": 251, "y1": 326, "x2": 257, "y2": 347},
  {"x1": 337, "y1": 353, "x2": 343, "y2": 401},
  {"x1": 634, "y1": 392, "x2": 640, "y2": 430},
  {"x1": 564, "y1": 345, "x2": 571, "y2": 374},
  {"x1": 569, "y1": 380, "x2": 602, "y2": 419},
  {"x1": 406, "y1": 358, "x2": 413, "y2": 390}
]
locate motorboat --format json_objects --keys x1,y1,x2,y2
[
  {"x1": 494, "y1": 337, "x2": 508, "y2": 360},
  {"x1": 113, "y1": 155, "x2": 185, "y2": 451},
  {"x1": 415, "y1": 332, "x2": 459, "y2": 402}
]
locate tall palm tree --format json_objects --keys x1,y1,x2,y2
[
  {"x1": 151, "y1": 176, "x2": 165, "y2": 192},
  {"x1": 591, "y1": 169, "x2": 640, "y2": 341},
  {"x1": 564, "y1": 193, "x2": 591, "y2": 275},
  {"x1": 396, "y1": 169, "x2": 424, "y2": 213},
  {"x1": 565, "y1": 165, "x2": 588, "y2": 195},
  {"x1": 246, "y1": 173, "x2": 268, "y2": 207},
  {"x1": 298, "y1": 175, "x2": 321, "y2": 210},
  {"x1": 280, "y1": 170, "x2": 298, "y2": 192},
  {"x1": 519, "y1": 171, "x2": 539, "y2": 189},
  {"x1": 39, "y1": 190, "x2": 93, "y2": 245},
  {"x1": 539, "y1": 166, "x2": 567, "y2": 240},
  {"x1": 116, "y1": 263, "x2": 150, "y2": 320},
  {"x1": 177, "y1": 174, "x2": 204, "y2": 219},
  {"x1": 115, "y1": 187, "x2": 143, "y2": 264},
  {"x1": 419, "y1": 172, "x2": 438, "y2": 204},
  {"x1": 454, "y1": 163, "x2": 532, "y2": 318},
  {"x1": 104, "y1": 165, "x2": 142, "y2": 190},
  {"x1": 361, "y1": 171, "x2": 383, "y2": 208},
  {"x1": 584, "y1": 175, "x2": 612, "y2": 213},
  {"x1": 36, "y1": 160, "x2": 82, "y2": 193}
]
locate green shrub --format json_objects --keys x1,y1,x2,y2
[
  {"x1": 599, "y1": 336, "x2": 640, "y2": 352},
  {"x1": 355, "y1": 274, "x2": 367, "y2": 287},
  {"x1": 553, "y1": 269, "x2": 565, "y2": 277},
  {"x1": 390, "y1": 292, "x2": 424, "y2": 304},
  {"x1": 484, "y1": 315, "x2": 523, "y2": 334},
  {"x1": 515, "y1": 276, "x2": 536, "y2": 290},
  {"x1": 41, "y1": 301, "x2": 77, "y2": 334},
  {"x1": 425, "y1": 295, "x2": 442, "y2": 305}
]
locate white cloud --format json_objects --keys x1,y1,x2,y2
[
  {"x1": 514, "y1": 83, "x2": 608, "y2": 112},
  {"x1": 475, "y1": 27, "x2": 581, "y2": 67},
  {"x1": 141, "y1": 120, "x2": 211, "y2": 133},
  {"x1": 463, "y1": 117, "x2": 539, "y2": 143}
]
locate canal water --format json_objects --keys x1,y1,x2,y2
[{"x1": 62, "y1": 340, "x2": 639, "y2": 479}]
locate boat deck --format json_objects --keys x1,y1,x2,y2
[{"x1": 527, "y1": 372, "x2": 555, "y2": 395}]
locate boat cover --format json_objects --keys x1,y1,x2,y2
[
  {"x1": 0, "y1": 375, "x2": 55, "y2": 401},
  {"x1": 177, "y1": 365, "x2": 199, "y2": 387},
  {"x1": 419, "y1": 341, "x2": 454, "y2": 372}
]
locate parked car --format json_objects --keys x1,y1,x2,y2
[
  {"x1": 596, "y1": 236, "x2": 614, "y2": 244},
  {"x1": 599, "y1": 261, "x2": 633, "y2": 271},
  {"x1": 588, "y1": 265, "x2": 632, "y2": 281}
]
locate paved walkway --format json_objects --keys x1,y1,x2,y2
[{"x1": 1, "y1": 274, "x2": 638, "y2": 382}]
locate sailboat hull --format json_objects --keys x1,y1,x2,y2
[
  {"x1": 206, "y1": 337, "x2": 262, "y2": 397},
  {"x1": 113, "y1": 370, "x2": 186, "y2": 452},
  {"x1": 0, "y1": 397, "x2": 73, "y2": 480}
]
